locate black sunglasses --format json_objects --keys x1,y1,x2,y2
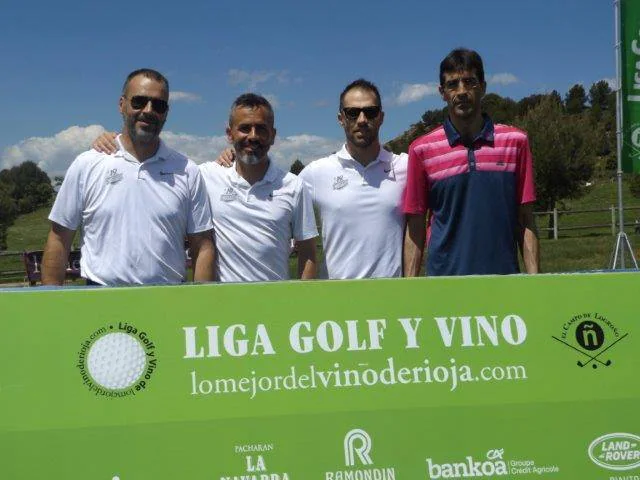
[
  {"x1": 342, "y1": 106, "x2": 381, "y2": 120},
  {"x1": 128, "y1": 95, "x2": 169, "y2": 114}
]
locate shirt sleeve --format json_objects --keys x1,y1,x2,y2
[
  {"x1": 48, "y1": 155, "x2": 85, "y2": 230},
  {"x1": 291, "y1": 179, "x2": 319, "y2": 241},
  {"x1": 402, "y1": 143, "x2": 428, "y2": 214},
  {"x1": 297, "y1": 162, "x2": 315, "y2": 204},
  {"x1": 517, "y1": 134, "x2": 536, "y2": 204},
  {"x1": 186, "y1": 164, "x2": 214, "y2": 234}
]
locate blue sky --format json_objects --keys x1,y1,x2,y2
[{"x1": 0, "y1": 0, "x2": 616, "y2": 176}]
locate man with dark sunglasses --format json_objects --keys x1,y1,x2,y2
[
  {"x1": 42, "y1": 68, "x2": 215, "y2": 286},
  {"x1": 403, "y1": 48, "x2": 540, "y2": 277},
  {"x1": 297, "y1": 79, "x2": 408, "y2": 279}
]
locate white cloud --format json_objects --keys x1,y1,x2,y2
[
  {"x1": 487, "y1": 73, "x2": 518, "y2": 86},
  {"x1": 393, "y1": 83, "x2": 439, "y2": 106},
  {"x1": 604, "y1": 78, "x2": 618, "y2": 90},
  {"x1": 170, "y1": 91, "x2": 202, "y2": 103},
  {"x1": 0, "y1": 125, "x2": 107, "y2": 176},
  {"x1": 227, "y1": 69, "x2": 291, "y2": 90},
  {"x1": 271, "y1": 135, "x2": 342, "y2": 169},
  {"x1": 1, "y1": 126, "x2": 341, "y2": 177},
  {"x1": 159, "y1": 131, "x2": 229, "y2": 164}
]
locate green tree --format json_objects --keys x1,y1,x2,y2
[
  {"x1": 0, "y1": 161, "x2": 54, "y2": 214},
  {"x1": 589, "y1": 80, "x2": 614, "y2": 122},
  {"x1": 481, "y1": 93, "x2": 518, "y2": 124},
  {"x1": 565, "y1": 84, "x2": 587, "y2": 114},
  {"x1": 0, "y1": 183, "x2": 17, "y2": 250},
  {"x1": 289, "y1": 159, "x2": 305, "y2": 175},
  {"x1": 516, "y1": 96, "x2": 598, "y2": 235}
]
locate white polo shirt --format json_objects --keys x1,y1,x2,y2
[
  {"x1": 49, "y1": 136, "x2": 213, "y2": 285},
  {"x1": 299, "y1": 145, "x2": 408, "y2": 279},
  {"x1": 199, "y1": 160, "x2": 318, "y2": 282}
]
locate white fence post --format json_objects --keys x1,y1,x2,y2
[{"x1": 553, "y1": 208, "x2": 558, "y2": 240}]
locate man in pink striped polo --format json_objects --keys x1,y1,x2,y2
[{"x1": 403, "y1": 48, "x2": 540, "y2": 276}]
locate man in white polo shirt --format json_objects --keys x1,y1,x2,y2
[
  {"x1": 298, "y1": 79, "x2": 407, "y2": 279},
  {"x1": 199, "y1": 93, "x2": 318, "y2": 282},
  {"x1": 215, "y1": 80, "x2": 407, "y2": 280},
  {"x1": 42, "y1": 68, "x2": 215, "y2": 286}
]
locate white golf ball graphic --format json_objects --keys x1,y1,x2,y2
[{"x1": 87, "y1": 332, "x2": 146, "y2": 389}]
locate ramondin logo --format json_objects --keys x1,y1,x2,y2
[
  {"x1": 426, "y1": 449, "x2": 508, "y2": 479},
  {"x1": 324, "y1": 428, "x2": 396, "y2": 480},
  {"x1": 344, "y1": 429, "x2": 373, "y2": 467},
  {"x1": 77, "y1": 322, "x2": 157, "y2": 397},
  {"x1": 588, "y1": 433, "x2": 640, "y2": 471},
  {"x1": 552, "y1": 312, "x2": 628, "y2": 369}
]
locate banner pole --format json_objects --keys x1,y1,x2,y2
[{"x1": 610, "y1": 0, "x2": 638, "y2": 269}]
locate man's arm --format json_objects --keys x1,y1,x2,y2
[
  {"x1": 517, "y1": 203, "x2": 540, "y2": 274},
  {"x1": 41, "y1": 222, "x2": 76, "y2": 285},
  {"x1": 403, "y1": 214, "x2": 426, "y2": 277},
  {"x1": 188, "y1": 231, "x2": 216, "y2": 282},
  {"x1": 295, "y1": 238, "x2": 317, "y2": 280}
]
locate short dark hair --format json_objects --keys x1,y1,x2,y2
[
  {"x1": 439, "y1": 48, "x2": 485, "y2": 86},
  {"x1": 339, "y1": 79, "x2": 382, "y2": 110},
  {"x1": 122, "y1": 68, "x2": 169, "y2": 95},
  {"x1": 229, "y1": 93, "x2": 274, "y2": 126}
]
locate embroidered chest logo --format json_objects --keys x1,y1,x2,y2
[
  {"x1": 220, "y1": 187, "x2": 238, "y2": 202},
  {"x1": 105, "y1": 169, "x2": 123, "y2": 184},
  {"x1": 332, "y1": 175, "x2": 349, "y2": 190}
]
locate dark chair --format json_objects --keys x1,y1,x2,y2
[{"x1": 23, "y1": 250, "x2": 82, "y2": 286}]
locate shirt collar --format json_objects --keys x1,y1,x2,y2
[
  {"x1": 443, "y1": 114, "x2": 494, "y2": 147},
  {"x1": 228, "y1": 157, "x2": 278, "y2": 186},
  {"x1": 336, "y1": 144, "x2": 392, "y2": 166},
  {"x1": 114, "y1": 134, "x2": 169, "y2": 164}
]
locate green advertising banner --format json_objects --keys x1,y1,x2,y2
[
  {"x1": 0, "y1": 273, "x2": 638, "y2": 479},
  {"x1": 622, "y1": 0, "x2": 640, "y2": 172}
]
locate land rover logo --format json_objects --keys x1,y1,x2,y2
[{"x1": 588, "y1": 433, "x2": 640, "y2": 471}]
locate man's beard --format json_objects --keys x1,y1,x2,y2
[
  {"x1": 125, "y1": 113, "x2": 164, "y2": 144},
  {"x1": 236, "y1": 152, "x2": 262, "y2": 165},
  {"x1": 347, "y1": 128, "x2": 376, "y2": 149}
]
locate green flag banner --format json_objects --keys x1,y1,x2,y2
[
  {"x1": 622, "y1": 0, "x2": 640, "y2": 172},
  {"x1": 0, "y1": 273, "x2": 638, "y2": 479}
]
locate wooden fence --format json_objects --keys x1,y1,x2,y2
[
  {"x1": 533, "y1": 206, "x2": 640, "y2": 239},
  {"x1": 0, "y1": 251, "x2": 26, "y2": 283}
]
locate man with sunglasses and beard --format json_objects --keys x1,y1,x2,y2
[
  {"x1": 403, "y1": 48, "x2": 539, "y2": 277},
  {"x1": 298, "y1": 79, "x2": 408, "y2": 279},
  {"x1": 42, "y1": 68, "x2": 215, "y2": 286}
]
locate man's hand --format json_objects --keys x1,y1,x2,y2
[
  {"x1": 295, "y1": 237, "x2": 317, "y2": 280},
  {"x1": 92, "y1": 132, "x2": 118, "y2": 154},
  {"x1": 188, "y1": 230, "x2": 216, "y2": 282},
  {"x1": 42, "y1": 222, "x2": 76, "y2": 285},
  {"x1": 518, "y1": 203, "x2": 540, "y2": 274},
  {"x1": 216, "y1": 148, "x2": 235, "y2": 167},
  {"x1": 403, "y1": 214, "x2": 426, "y2": 277}
]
